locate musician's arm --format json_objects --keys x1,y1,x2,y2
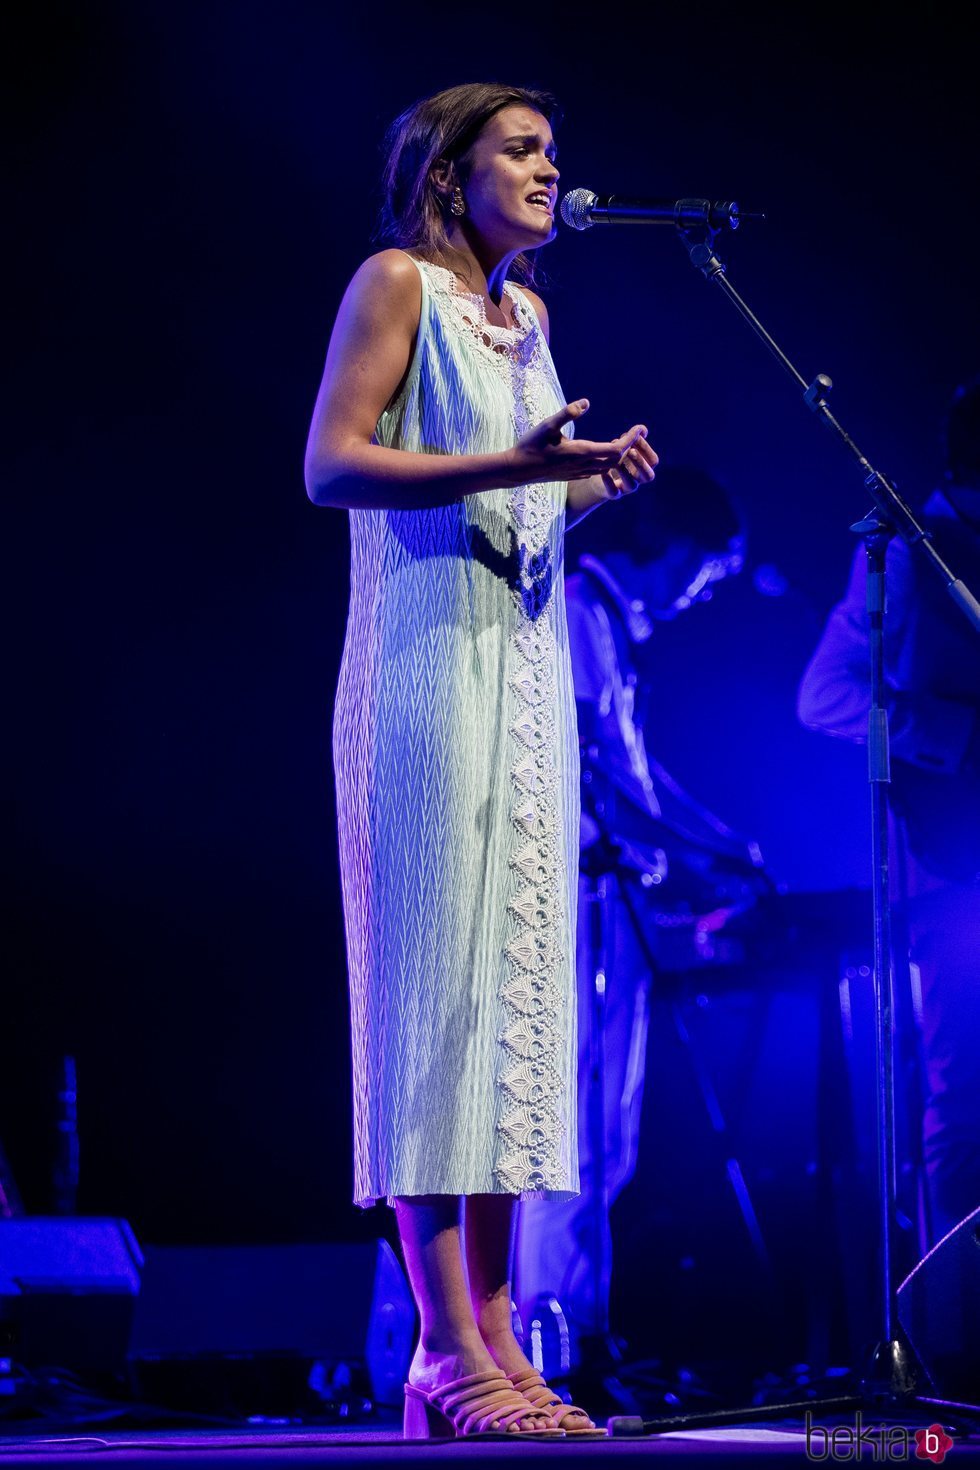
[{"x1": 798, "y1": 542, "x2": 976, "y2": 773}]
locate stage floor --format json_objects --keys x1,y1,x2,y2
[{"x1": 2, "y1": 1415, "x2": 980, "y2": 1467}]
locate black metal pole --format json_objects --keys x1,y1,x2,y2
[{"x1": 857, "y1": 522, "x2": 916, "y2": 1399}]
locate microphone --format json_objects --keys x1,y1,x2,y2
[{"x1": 560, "y1": 190, "x2": 763, "y2": 231}]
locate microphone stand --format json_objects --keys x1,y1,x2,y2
[{"x1": 606, "y1": 223, "x2": 979, "y2": 1435}]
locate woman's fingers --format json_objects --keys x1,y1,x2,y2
[
  {"x1": 618, "y1": 455, "x2": 643, "y2": 491},
  {"x1": 633, "y1": 436, "x2": 659, "y2": 470},
  {"x1": 547, "y1": 398, "x2": 590, "y2": 435},
  {"x1": 601, "y1": 467, "x2": 627, "y2": 496},
  {"x1": 613, "y1": 428, "x2": 658, "y2": 494},
  {"x1": 563, "y1": 437, "x2": 623, "y2": 473},
  {"x1": 518, "y1": 406, "x2": 659, "y2": 489},
  {"x1": 625, "y1": 444, "x2": 657, "y2": 482},
  {"x1": 615, "y1": 425, "x2": 648, "y2": 466},
  {"x1": 600, "y1": 429, "x2": 659, "y2": 497}
]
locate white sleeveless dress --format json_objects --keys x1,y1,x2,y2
[{"x1": 333, "y1": 254, "x2": 580, "y2": 1206}]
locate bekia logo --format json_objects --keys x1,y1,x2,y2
[
  {"x1": 914, "y1": 1425, "x2": 954, "y2": 1464},
  {"x1": 805, "y1": 1412, "x2": 954, "y2": 1462}
]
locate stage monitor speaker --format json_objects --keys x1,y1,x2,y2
[
  {"x1": 127, "y1": 1239, "x2": 414, "y2": 1407},
  {"x1": 897, "y1": 1207, "x2": 980, "y2": 1400},
  {"x1": 0, "y1": 1217, "x2": 142, "y2": 1375}
]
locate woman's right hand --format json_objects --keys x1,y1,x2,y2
[{"x1": 507, "y1": 399, "x2": 648, "y2": 485}]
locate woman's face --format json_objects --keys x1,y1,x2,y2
[{"x1": 456, "y1": 105, "x2": 560, "y2": 253}]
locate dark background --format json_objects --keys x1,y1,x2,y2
[{"x1": 5, "y1": 0, "x2": 977, "y2": 1378}]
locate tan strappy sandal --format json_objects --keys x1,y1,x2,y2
[
  {"x1": 506, "y1": 1367, "x2": 608, "y2": 1438},
  {"x1": 403, "y1": 1367, "x2": 566, "y2": 1439}
]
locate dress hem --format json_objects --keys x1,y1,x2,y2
[{"x1": 354, "y1": 1186, "x2": 580, "y2": 1210}]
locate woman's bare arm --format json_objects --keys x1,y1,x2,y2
[
  {"x1": 305, "y1": 253, "x2": 650, "y2": 510},
  {"x1": 305, "y1": 251, "x2": 514, "y2": 508}
]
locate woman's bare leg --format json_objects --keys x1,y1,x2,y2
[
  {"x1": 395, "y1": 1194, "x2": 542, "y2": 1429},
  {"x1": 465, "y1": 1193, "x2": 595, "y2": 1428},
  {"x1": 462, "y1": 1193, "x2": 525, "y2": 1364}
]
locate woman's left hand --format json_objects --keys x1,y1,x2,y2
[
  {"x1": 565, "y1": 425, "x2": 659, "y2": 528},
  {"x1": 598, "y1": 426, "x2": 659, "y2": 500}
]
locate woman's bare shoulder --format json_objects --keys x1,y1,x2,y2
[
  {"x1": 348, "y1": 248, "x2": 423, "y2": 303},
  {"x1": 330, "y1": 249, "x2": 423, "y2": 347}
]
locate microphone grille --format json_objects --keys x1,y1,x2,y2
[{"x1": 560, "y1": 189, "x2": 597, "y2": 231}]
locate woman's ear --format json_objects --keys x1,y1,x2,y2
[{"x1": 430, "y1": 156, "x2": 453, "y2": 202}]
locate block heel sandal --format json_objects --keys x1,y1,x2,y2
[
  {"x1": 507, "y1": 1367, "x2": 608, "y2": 1438},
  {"x1": 403, "y1": 1368, "x2": 566, "y2": 1440}
]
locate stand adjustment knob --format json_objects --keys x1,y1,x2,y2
[{"x1": 804, "y1": 374, "x2": 833, "y2": 410}]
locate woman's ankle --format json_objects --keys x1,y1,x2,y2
[
  {"x1": 475, "y1": 1310, "x2": 520, "y2": 1351},
  {"x1": 416, "y1": 1326, "x2": 488, "y2": 1360},
  {"x1": 479, "y1": 1323, "x2": 533, "y2": 1374}
]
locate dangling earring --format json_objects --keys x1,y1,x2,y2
[{"x1": 449, "y1": 187, "x2": 465, "y2": 218}]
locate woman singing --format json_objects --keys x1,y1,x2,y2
[{"x1": 304, "y1": 82, "x2": 658, "y2": 1439}]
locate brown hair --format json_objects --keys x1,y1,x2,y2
[{"x1": 377, "y1": 81, "x2": 558, "y2": 284}]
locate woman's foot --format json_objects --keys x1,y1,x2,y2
[
  {"x1": 408, "y1": 1336, "x2": 551, "y2": 1434},
  {"x1": 480, "y1": 1324, "x2": 600, "y2": 1433}
]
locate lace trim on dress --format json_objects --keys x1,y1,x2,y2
[
  {"x1": 496, "y1": 444, "x2": 568, "y2": 1192},
  {"x1": 415, "y1": 258, "x2": 527, "y2": 354},
  {"x1": 415, "y1": 261, "x2": 547, "y2": 404},
  {"x1": 496, "y1": 275, "x2": 570, "y2": 1195},
  {"x1": 497, "y1": 579, "x2": 568, "y2": 1193}
]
